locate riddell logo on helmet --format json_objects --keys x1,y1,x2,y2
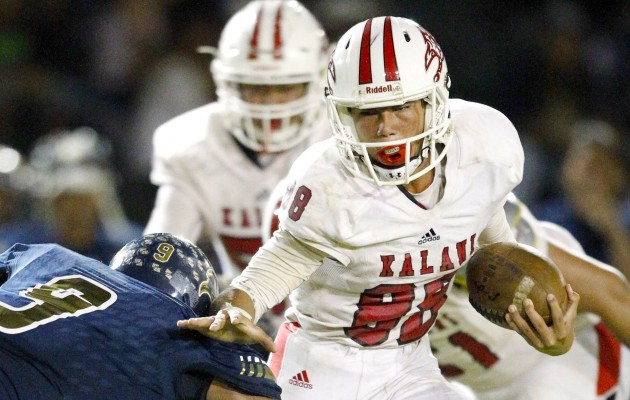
[{"x1": 365, "y1": 84, "x2": 394, "y2": 94}]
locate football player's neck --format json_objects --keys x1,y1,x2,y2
[
  {"x1": 403, "y1": 157, "x2": 435, "y2": 195},
  {"x1": 404, "y1": 169, "x2": 434, "y2": 195}
]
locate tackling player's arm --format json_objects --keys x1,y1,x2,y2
[
  {"x1": 178, "y1": 228, "x2": 325, "y2": 353},
  {"x1": 546, "y1": 234, "x2": 630, "y2": 347}
]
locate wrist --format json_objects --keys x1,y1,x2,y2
[{"x1": 224, "y1": 302, "x2": 253, "y2": 321}]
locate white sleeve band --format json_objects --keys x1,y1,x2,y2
[
  {"x1": 230, "y1": 229, "x2": 325, "y2": 322},
  {"x1": 479, "y1": 206, "x2": 516, "y2": 245}
]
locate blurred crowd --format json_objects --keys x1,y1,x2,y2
[{"x1": 0, "y1": 0, "x2": 628, "y2": 271}]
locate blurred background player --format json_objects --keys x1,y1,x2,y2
[
  {"x1": 143, "y1": 0, "x2": 330, "y2": 334},
  {"x1": 532, "y1": 119, "x2": 630, "y2": 279},
  {"x1": 0, "y1": 127, "x2": 142, "y2": 262},
  {"x1": 429, "y1": 193, "x2": 630, "y2": 399},
  {"x1": 0, "y1": 233, "x2": 280, "y2": 400},
  {"x1": 0, "y1": 144, "x2": 31, "y2": 228}
]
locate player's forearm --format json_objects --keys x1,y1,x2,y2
[
  {"x1": 230, "y1": 229, "x2": 324, "y2": 321},
  {"x1": 547, "y1": 238, "x2": 630, "y2": 347},
  {"x1": 606, "y1": 229, "x2": 630, "y2": 280},
  {"x1": 479, "y1": 206, "x2": 515, "y2": 245}
]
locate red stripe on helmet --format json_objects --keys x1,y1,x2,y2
[
  {"x1": 383, "y1": 17, "x2": 400, "y2": 81},
  {"x1": 358, "y1": 19, "x2": 373, "y2": 84},
  {"x1": 273, "y1": 5, "x2": 283, "y2": 59},
  {"x1": 248, "y1": 7, "x2": 263, "y2": 59}
]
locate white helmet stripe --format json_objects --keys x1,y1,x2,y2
[{"x1": 382, "y1": 16, "x2": 400, "y2": 81}]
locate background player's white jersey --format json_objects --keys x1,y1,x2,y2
[
  {"x1": 145, "y1": 102, "x2": 329, "y2": 279},
  {"x1": 260, "y1": 99, "x2": 523, "y2": 349},
  {"x1": 429, "y1": 194, "x2": 630, "y2": 399}
]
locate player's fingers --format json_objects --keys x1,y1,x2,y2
[
  {"x1": 233, "y1": 318, "x2": 278, "y2": 354},
  {"x1": 548, "y1": 293, "x2": 568, "y2": 338},
  {"x1": 507, "y1": 303, "x2": 544, "y2": 348},
  {"x1": 562, "y1": 284, "x2": 580, "y2": 332},
  {"x1": 208, "y1": 310, "x2": 229, "y2": 331},
  {"x1": 565, "y1": 284, "x2": 580, "y2": 313},
  {"x1": 177, "y1": 316, "x2": 215, "y2": 331}
]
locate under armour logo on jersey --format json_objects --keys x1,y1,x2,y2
[
  {"x1": 418, "y1": 228, "x2": 440, "y2": 244},
  {"x1": 289, "y1": 370, "x2": 313, "y2": 389}
]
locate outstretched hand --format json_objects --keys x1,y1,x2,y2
[
  {"x1": 177, "y1": 309, "x2": 277, "y2": 354},
  {"x1": 505, "y1": 283, "x2": 580, "y2": 356}
]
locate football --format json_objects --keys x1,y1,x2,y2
[{"x1": 465, "y1": 242, "x2": 568, "y2": 330}]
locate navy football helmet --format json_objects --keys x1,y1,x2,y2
[{"x1": 110, "y1": 233, "x2": 219, "y2": 315}]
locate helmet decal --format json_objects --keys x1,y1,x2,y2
[
  {"x1": 419, "y1": 27, "x2": 444, "y2": 82},
  {"x1": 327, "y1": 49, "x2": 336, "y2": 86}
]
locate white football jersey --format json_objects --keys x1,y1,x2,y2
[
  {"x1": 269, "y1": 99, "x2": 523, "y2": 349},
  {"x1": 145, "y1": 102, "x2": 330, "y2": 278},
  {"x1": 430, "y1": 194, "x2": 630, "y2": 399}
]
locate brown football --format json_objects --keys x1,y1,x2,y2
[{"x1": 466, "y1": 242, "x2": 568, "y2": 330}]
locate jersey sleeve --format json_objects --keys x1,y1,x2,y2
[
  {"x1": 145, "y1": 106, "x2": 211, "y2": 241},
  {"x1": 232, "y1": 228, "x2": 325, "y2": 321},
  {"x1": 271, "y1": 140, "x2": 355, "y2": 266},
  {"x1": 452, "y1": 100, "x2": 524, "y2": 204},
  {"x1": 143, "y1": 184, "x2": 203, "y2": 242}
]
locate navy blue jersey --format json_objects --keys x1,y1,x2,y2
[{"x1": 0, "y1": 244, "x2": 281, "y2": 400}]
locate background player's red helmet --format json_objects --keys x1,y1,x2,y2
[{"x1": 110, "y1": 233, "x2": 219, "y2": 316}]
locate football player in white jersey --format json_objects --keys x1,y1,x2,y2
[
  {"x1": 144, "y1": 0, "x2": 330, "y2": 282},
  {"x1": 430, "y1": 193, "x2": 630, "y2": 400},
  {"x1": 179, "y1": 16, "x2": 580, "y2": 400},
  {"x1": 260, "y1": 187, "x2": 630, "y2": 399}
]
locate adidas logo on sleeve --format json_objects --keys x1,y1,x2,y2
[{"x1": 289, "y1": 370, "x2": 313, "y2": 389}]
